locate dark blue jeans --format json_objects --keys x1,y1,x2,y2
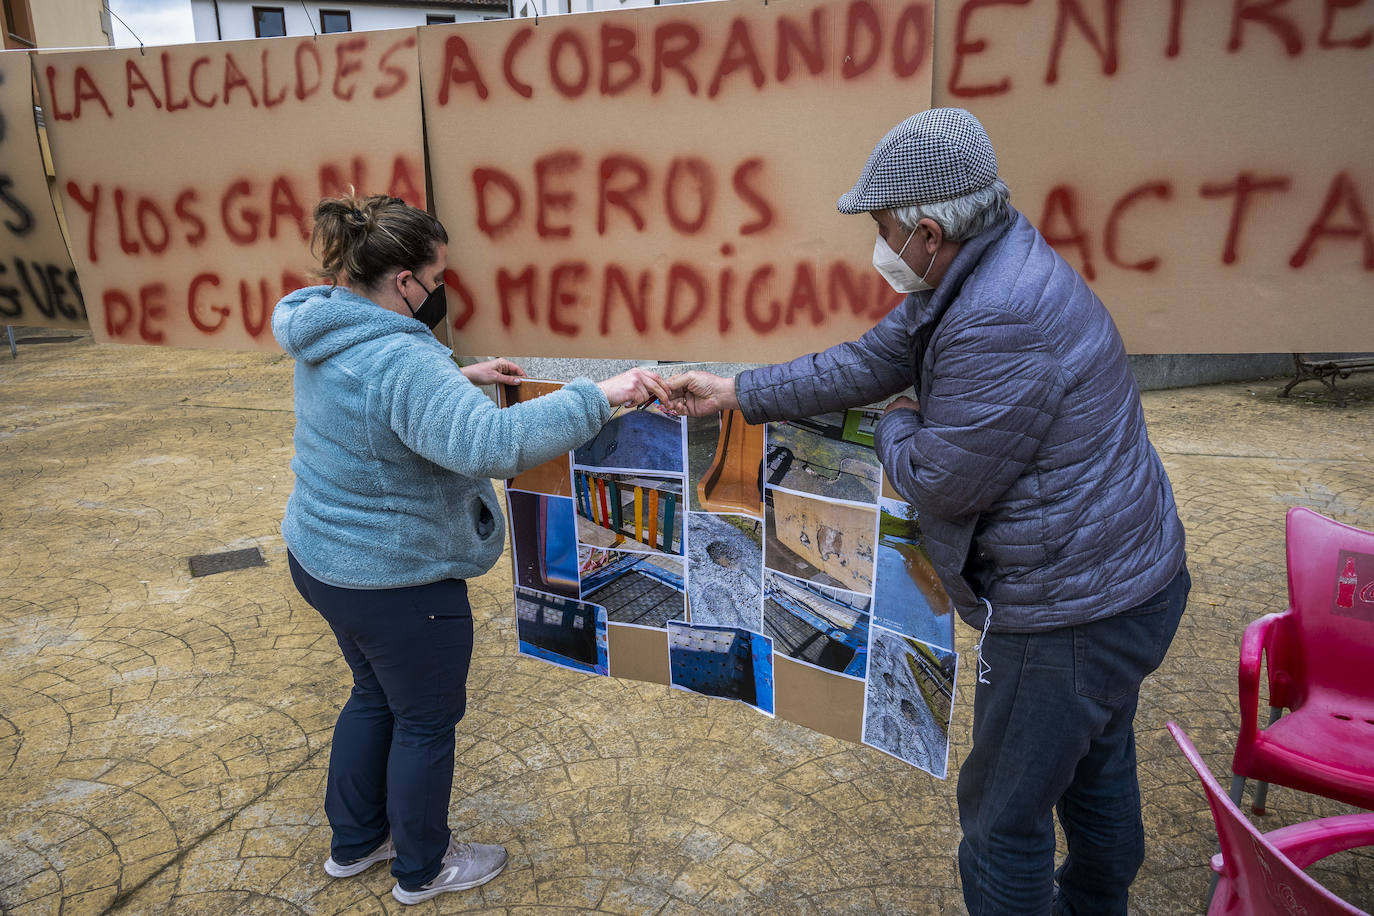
[
  {"x1": 958, "y1": 566, "x2": 1189, "y2": 915},
  {"x1": 288, "y1": 552, "x2": 474, "y2": 891}
]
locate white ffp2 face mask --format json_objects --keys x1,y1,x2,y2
[{"x1": 872, "y1": 230, "x2": 938, "y2": 294}]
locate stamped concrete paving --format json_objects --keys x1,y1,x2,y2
[{"x1": 1, "y1": 335, "x2": 1372, "y2": 915}]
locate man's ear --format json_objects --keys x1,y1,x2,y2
[{"x1": 917, "y1": 218, "x2": 944, "y2": 254}]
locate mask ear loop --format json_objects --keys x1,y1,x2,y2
[{"x1": 974, "y1": 597, "x2": 994, "y2": 685}]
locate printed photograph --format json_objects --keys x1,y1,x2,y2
[
  {"x1": 667, "y1": 621, "x2": 775, "y2": 716},
  {"x1": 686, "y1": 512, "x2": 764, "y2": 631},
  {"x1": 764, "y1": 488, "x2": 877, "y2": 595},
  {"x1": 498, "y1": 379, "x2": 574, "y2": 497},
  {"x1": 515, "y1": 586, "x2": 609, "y2": 676},
  {"x1": 574, "y1": 471, "x2": 685, "y2": 556},
  {"x1": 507, "y1": 491, "x2": 579, "y2": 601},
  {"x1": 873, "y1": 497, "x2": 955, "y2": 651},
  {"x1": 579, "y1": 547, "x2": 686, "y2": 628},
  {"x1": 574, "y1": 401, "x2": 685, "y2": 475},
  {"x1": 687, "y1": 409, "x2": 764, "y2": 516},
  {"x1": 763, "y1": 571, "x2": 871, "y2": 679},
  {"x1": 764, "y1": 411, "x2": 881, "y2": 505},
  {"x1": 861, "y1": 628, "x2": 957, "y2": 779}
]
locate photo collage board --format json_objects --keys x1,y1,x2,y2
[{"x1": 499, "y1": 381, "x2": 959, "y2": 778}]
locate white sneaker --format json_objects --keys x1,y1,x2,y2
[
  {"x1": 391, "y1": 838, "x2": 508, "y2": 904},
  {"x1": 323, "y1": 835, "x2": 395, "y2": 878}
]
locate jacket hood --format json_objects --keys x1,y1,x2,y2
[{"x1": 273, "y1": 285, "x2": 430, "y2": 364}]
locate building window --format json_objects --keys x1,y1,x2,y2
[
  {"x1": 320, "y1": 10, "x2": 351, "y2": 33},
  {"x1": 426, "y1": 14, "x2": 456, "y2": 25},
  {"x1": 253, "y1": 6, "x2": 286, "y2": 38}
]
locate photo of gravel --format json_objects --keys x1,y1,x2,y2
[
  {"x1": 763, "y1": 571, "x2": 871, "y2": 678},
  {"x1": 764, "y1": 412, "x2": 881, "y2": 505},
  {"x1": 861, "y1": 628, "x2": 957, "y2": 778},
  {"x1": 667, "y1": 621, "x2": 775, "y2": 716},
  {"x1": 874, "y1": 497, "x2": 954, "y2": 651},
  {"x1": 686, "y1": 512, "x2": 763, "y2": 631},
  {"x1": 579, "y1": 547, "x2": 686, "y2": 628}
]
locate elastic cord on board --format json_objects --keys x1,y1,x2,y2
[{"x1": 974, "y1": 597, "x2": 993, "y2": 685}]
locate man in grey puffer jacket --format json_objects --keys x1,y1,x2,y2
[{"x1": 667, "y1": 108, "x2": 1188, "y2": 915}]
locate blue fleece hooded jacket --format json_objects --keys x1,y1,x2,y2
[{"x1": 273, "y1": 285, "x2": 610, "y2": 589}]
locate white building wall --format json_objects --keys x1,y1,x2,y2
[
  {"x1": 511, "y1": 0, "x2": 706, "y2": 18},
  {"x1": 190, "y1": 1, "x2": 500, "y2": 42}
]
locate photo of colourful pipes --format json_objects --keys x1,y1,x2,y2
[
  {"x1": 686, "y1": 513, "x2": 764, "y2": 632},
  {"x1": 514, "y1": 586, "x2": 609, "y2": 677},
  {"x1": 574, "y1": 471, "x2": 685, "y2": 557},
  {"x1": 874, "y1": 496, "x2": 955, "y2": 651},
  {"x1": 764, "y1": 411, "x2": 882, "y2": 505},
  {"x1": 579, "y1": 547, "x2": 686, "y2": 629},
  {"x1": 667, "y1": 621, "x2": 775, "y2": 717},
  {"x1": 763, "y1": 571, "x2": 871, "y2": 679}
]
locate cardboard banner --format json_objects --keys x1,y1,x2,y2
[
  {"x1": 0, "y1": 52, "x2": 87, "y2": 330},
  {"x1": 420, "y1": 0, "x2": 934, "y2": 362},
  {"x1": 933, "y1": 0, "x2": 1374, "y2": 353},
  {"x1": 502, "y1": 382, "x2": 958, "y2": 778},
  {"x1": 36, "y1": 30, "x2": 426, "y2": 350}
]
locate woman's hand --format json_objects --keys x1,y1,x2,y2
[
  {"x1": 597, "y1": 368, "x2": 674, "y2": 410},
  {"x1": 664, "y1": 371, "x2": 739, "y2": 416},
  {"x1": 462, "y1": 358, "x2": 527, "y2": 386}
]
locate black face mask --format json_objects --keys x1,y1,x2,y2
[{"x1": 403, "y1": 277, "x2": 447, "y2": 330}]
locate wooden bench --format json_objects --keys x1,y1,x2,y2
[{"x1": 1281, "y1": 353, "x2": 1374, "y2": 404}]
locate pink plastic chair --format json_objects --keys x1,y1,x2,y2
[
  {"x1": 1170, "y1": 722, "x2": 1374, "y2": 915},
  {"x1": 1230, "y1": 506, "x2": 1374, "y2": 816}
]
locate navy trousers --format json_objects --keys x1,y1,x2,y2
[
  {"x1": 288, "y1": 552, "x2": 474, "y2": 891},
  {"x1": 957, "y1": 565, "x2": 1190, "y2": 915}
]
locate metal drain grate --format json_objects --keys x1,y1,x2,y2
[{"x1": 188, "y1": 547, "x2": 266, "y2": 578}]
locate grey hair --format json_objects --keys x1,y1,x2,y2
[{"x1": 889, "y1": 178, "x2": 1012, "y2": 242}]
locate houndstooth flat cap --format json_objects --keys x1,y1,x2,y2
[{"x1": 837, "y1": 108, "x2": 999, "y2": 214}]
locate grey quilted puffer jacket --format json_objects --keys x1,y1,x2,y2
[{"x1": 737, "y1": 209, "x2": 1185, "y2": 632}]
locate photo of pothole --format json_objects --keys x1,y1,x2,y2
[
  {"x1": 507, "y1": 491, "x2": 579, "y2": 600},
  {"x1": 498, "y1": 380, "x2": 575, "y2": 497},
  {"x1": 574, "y1": 403, "x2": 685, "y2": 474},
  {"x1": 667, "y1": 621, "x2": 775, "y2": 716},
  {"x1": 763, "y1": 571, "x2": 871, "y2": 679},
  {"x1": 687, "y1": 410, "x2": 764, "y2": 516},
  {"x1": 579, "y1": 547, "x2": 685, "y2": 628},
  {"x1": 763, "y1": 488, "x2": 876, "y2": 594},
  {"x1": 515, "y1": 586, "x2": 609, "y2": 676},
  {"x1": 874, "y1": 496, "x2": 955, "y2": 651},
  {"x1": 862, "y1": 628, "x2": 957, "y2": 779},
  {"x1": 764, "y1": 411, "x2": 881, "y2": 505},
  {"x1": 686, "y1": 512, "x2": 763, "y2": 631},
  {"x1": 575, "y1": 471, "x2": 684, "y2": 557}
]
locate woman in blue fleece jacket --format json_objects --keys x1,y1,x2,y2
[{"x1": 273, "y1": 194, "x2": 670, "y2": 906}]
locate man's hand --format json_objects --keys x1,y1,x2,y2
[
  {"x1": 463, "y1": 357, "x2": 527, "y2": 386},
  {"x1": 597, "y1": 368, "x2": 675, "y2": 410},
  {"x1": 884, "y1": 395, "x2": 920, "y2": 415},
  {"x1": 665, "y1": 371, "x2": 739, "y2": 416}
]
